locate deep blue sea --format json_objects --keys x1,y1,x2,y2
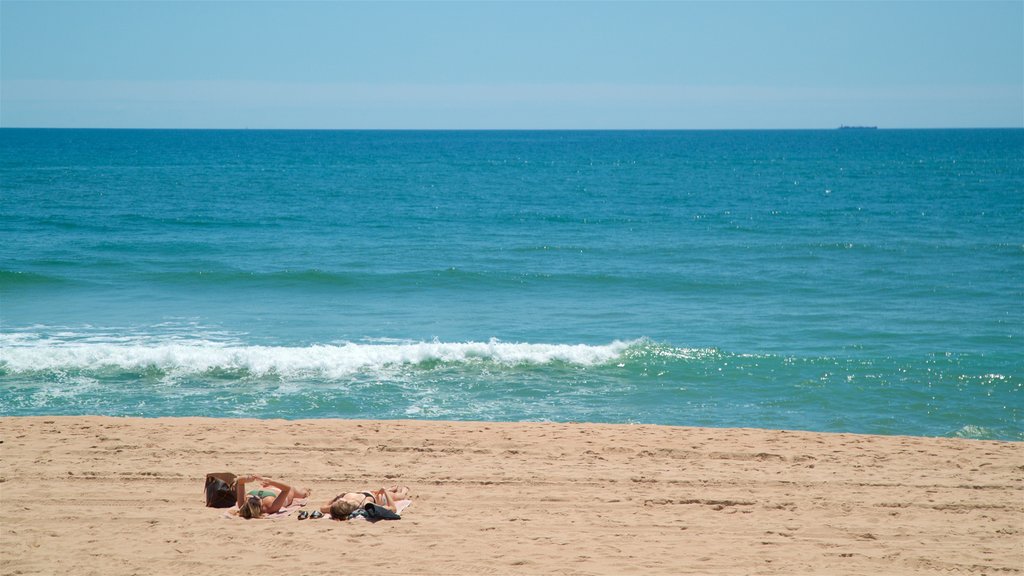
[{"x1": 1, "y1": 129, "x2": 1021, "y2": 440}]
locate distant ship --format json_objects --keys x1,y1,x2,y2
[{"x1": 838, "y1": 125, "x2": 878, "y2": 130}]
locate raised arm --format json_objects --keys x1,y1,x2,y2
[
  {"x1": 260, "y1": 478, "x2": 293, "y2": 514},
  {"x1": 235, "y1": 474, "x2": 257, "y2": 507}
]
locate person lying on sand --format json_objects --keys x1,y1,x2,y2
[
  {"x1": 235, "y1": 474, "x2": 311, "y2": 519},
  {"x1": 320, "y1": 485, "x2": 411, "y2": 520}
]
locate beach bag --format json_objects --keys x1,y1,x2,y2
[
  {"x1": 205, "y1": 472, "x2": 237, "y2": 508},
  {"x1": 363, "y1": 502, "x2": 402, "y2": 520}
]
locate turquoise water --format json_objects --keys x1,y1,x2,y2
[{"x1": 1, "y1": 129, "x2": 1021, "y2": 439}]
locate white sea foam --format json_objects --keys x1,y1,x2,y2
[
  {"x1": 952, "y1": 425, "x2": 996, "y2": 440},
  {"x1": 0, "y1": 334, "x2": 639, "y2": 378}
]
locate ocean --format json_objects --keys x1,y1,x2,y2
[{"x1": 1, "y1": 128, "x2": 1020, "y2": 440}]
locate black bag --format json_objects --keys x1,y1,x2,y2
[
  {"x1": 363, "y1": 502, "x2": 402, "y2": 520},
  {"x1": 205, "y1": 472, "x2": 237, "y2": 508}
]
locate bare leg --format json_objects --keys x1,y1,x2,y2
[
  {"x1": 386, "y1": 485, "x2": 410, "y2": 500},
  {"x1": 285, "y1": 486, "x2": 311, "y2": 506}
]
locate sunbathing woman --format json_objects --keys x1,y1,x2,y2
[
  {"x1": 235, "y1": 474, "x2": 311, "y2": 519},
  {"x1": 320, "y1": 485, "x2": 411, "y2": 520}
]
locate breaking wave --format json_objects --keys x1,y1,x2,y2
[{"x1": 0, "y1": 333, "x2": 713, "y2": 380}]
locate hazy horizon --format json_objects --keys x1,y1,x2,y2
[
  {"x1": 2, "y1": 126, "x2": 1021, "y2": 132},
  {"x1": 2, "y1": 1, "x2": 1022, "y2": 130}
]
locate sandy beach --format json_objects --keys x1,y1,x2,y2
[{"x1": 0, "y1": 416, "x2": 1020, "y2": 575}]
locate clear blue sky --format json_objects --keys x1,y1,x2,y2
[{"x1": 2, "y1": 1, "x2": 1021, "y2": 129}]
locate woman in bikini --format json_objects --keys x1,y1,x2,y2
[
  {"x1": 235, "y1": 474, "x2": 312, "y2": 519},
  {"x1": 320, "y1": 485, "x2": 411, "y2": 520}
]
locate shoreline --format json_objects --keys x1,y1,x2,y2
[{"x1": 2, "y1": 416, "x2": 1021, "y2": 575}]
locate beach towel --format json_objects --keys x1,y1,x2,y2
[{"x1": 221, "y1": 498, "x2": 308, "y2": 520}]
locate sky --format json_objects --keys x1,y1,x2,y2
[{"x1": 1, "y1": 1, "x2": 1022, "y2": 129}]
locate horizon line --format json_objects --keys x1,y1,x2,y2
[{"x1": 3, "y1": 126, "x2": 1023, "y2": 132}]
